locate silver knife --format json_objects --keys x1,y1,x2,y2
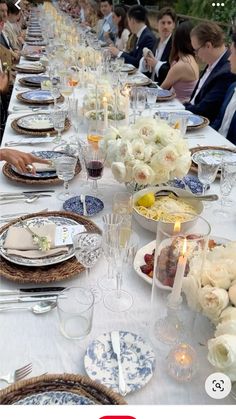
[
  {"x1": 5, "y1": 139, "x2": 54, "y2": 146},
  {"x1": 0, "y1": 287, "x2": 64, "y2": 295},
  {"x1": 111, "y1": 331, "x2": 127, "y2": 396},
  {"x1": 0, "y1": 190, "x2": 55, "y2": 197},
  {"x1": 0, "y1": 194, "x2": 52, "y2": 200},
  {"x1": 0, "y1": 295, "x2": 58, "y2": 304}
]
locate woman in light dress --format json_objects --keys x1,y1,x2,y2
[
  {"x1": 105, "y1": 6, "x2": 130, "y2": 51},
  {"x1": 160, "y1": 21, "x2": 199, "y2": 103}
]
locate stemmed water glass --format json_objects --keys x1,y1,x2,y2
[
  {"x1": 51, "y1": 106, "x2": 67, "y2": 143},
  {"x1": 136, "y1": 87, "x2": 147, "y2": 116},
  {"x1": 50, "y1": 78, "x2": 61, "y2": 107},
  {"x1": 55, "y1": 155, "x2": 77, "y2": 201},
  {"x1": 146, "y1": 88, "x2": 157, "y2": 115},
  {"x1": 83, "y1": 146, "x2": 106, "y2": 197},
  {"x1": 72, "y1": 232, "x2": 103, "y2": 303},
  {"x1": 103, "y1": 230, "x2": 139, "y2": 312},
  {"x1": 214, "y1": 161, "x2": 236, "y2": 217},
  {"x1": 197, "y1": 158, "x2": 220, "y2": 206}
]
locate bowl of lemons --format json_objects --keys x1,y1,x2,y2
[{"x1": 133, "y1": 186, "x2": 203, "y2": 233}]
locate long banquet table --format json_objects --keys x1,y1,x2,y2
[{"x1": 0, "y1": 66, "x2": 236, "y2": 405}]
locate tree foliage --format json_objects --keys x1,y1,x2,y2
[{"x1": 174, "y1": 0, "x2": 235, "y2": 25}]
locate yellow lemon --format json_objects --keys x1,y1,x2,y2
[{"x1": 136, "y1": 193, "x2": 155, "y2": 208}]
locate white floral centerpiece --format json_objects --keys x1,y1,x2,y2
[
  {"x1": 182, "y1": 241, "x2": 236, "y2": 381},
  {"x1": 99, "y1": 116, "x2": 191, "y2": 186}
]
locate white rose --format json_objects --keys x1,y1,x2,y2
[
  {"x1": 182, "y1": 273, "x2": 202, "y2": 312},
  {"x1": 132, "y1": 163, "x2": 155, "y2": 185},
  {"x1": 172, "y1": 153, "x2": 191, "y2": 178},
  {"x1": 215, "y1": 320, "x2": 236, "y2": 336},
  {"x1": 111, "y1": 162, "x2": 126, "y2": 183},
  {"x1": 208, "y1": 334, "x2": 236, "y2": 380},
  {"x1": 153, "y1": 163, "x2": 170, "y2": 184},
  {"x1": 202, "y1": 260, "x2": 231, "y2": 289},
  {"x1": 117, "y1": 139, "x2": 133, "y2": 162},
  {"x1": 220, "y1": 306, "x2": 236, "y2": 323},
  {"x1": 229, "y1": 284, "x2": 236, "y2": 306},
  {"x1": 131, "y1": 138, "x2": 145, "y2": 160},
  {"x1": 198, "y1": 286, "x2": 229, "y2": 324}
]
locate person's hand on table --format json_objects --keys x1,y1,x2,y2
[
  {"x1": 145, "y1": 55, "x2": 157, "y2": 70},
  {"x1": 0, "y1": 149, "x2": 50, "y2": 174},
  {"x1": 108, "y1": 46, "x2": 120, "y2": 57}
]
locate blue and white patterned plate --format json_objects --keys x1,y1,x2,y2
[
  {"x1": 17, "y1": 113, "x2": 54, "y2": 131},
  {"x1": 192, "y1": 148, "x2": 236, "y2": 165},
  {"x1": 11, "y1": 151, "x2": 62, "y2": 179},
  {"x1": 14, "y1": 391, "x2": 95, "y2": 405},
  {"x1": 20, "y1": 90, "x2": 60, "y2": 102},
  {"x1": 0, "y1": 215, "x2": 78, "y2": 267},
  {"x1": 84, "y1": 331, "x2": 156, "y2": 394},
  {"x1": 15, "y1": 64, "x2": 44, "y2": 72},
  {"x1": 23, "y1": 75, "x2": 50, "y2": 85},
  {"x1": 169, "y1": 175, "x2": 204, "y2": 194},
  {"x1": 156, "y1": 111, "x2": 204, "y2": 127},
  {"x1": 156, "y1": 89, "x2": 173, "y2": 98},
  {"x1": 63, "y1": 195, "x2": 104, "y2": 217}
]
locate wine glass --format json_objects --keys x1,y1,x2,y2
[
  {"x1": 136, "y1": 88, "x2": 147, "y2": 116},
  {"x1": 72, "y1": 232, "x2": 103, "y2": 303},
  {"x1": 50, "y1": 78, "x2": 61, "y2": 107},
  {"x1": 55, "y1": 155, "x2": 77, "y2": 201},
  {"x1": 146, "y1": 88, "x2": 157, "y2": 115},
  {"x1": 130, "y1": 86, "x2": 137, "y2": 123},
  {"x1": 68, "y1": 98, "x2": 84, "y2": 136},
  {"x1": 83, "y1": 146, "x2": 106, "y2": 197},
  {"x1": 197, "y1": 158, "x2": 220, "y2": 206},
  {"x1": 103, "y1": 230, "x2": 139, "y2": 312},
  {"x1": 214, "y1": 161, "x2": 236, "y2": 217},
  {"x1": 51, "y1": 106, "x2": 67, "y2": 143}
]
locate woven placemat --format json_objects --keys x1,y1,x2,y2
[
  {"x1": 156, "y1": 92, "x2": 176, "y2": 102},
  {"x1": 15, "y1": 66, "x2": 46, "y2": 74},
  {"x1": 0, "y1": 211, "x2": 101, "y2": 284},
  {"x1": 189, "y1": 145, "x2": 236, "y2": 178},
  {"x1": 11, "y1": 116, "x2": 71, "y2": 137},
  {"x1": 16, "y1": 92, "x2": 64, "y2": 105},
  {"x1": 2, "y1": 155, "x2": 80, "y2": 185},
  {"x1": 187, "y1": 116, "x2": 209, "y2": 132},
  {"x1": 0, "y1": 373, "x2": 127, "y2": 405}
]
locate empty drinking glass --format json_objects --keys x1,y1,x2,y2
[
  {"x1": 57, "y1": 287, "x2": 94, "y2": 340},
  {"x1": 73, "y1": 232, "x2": 103, "y2": 303},
  {"x1": 136, "y1": 88, "x2": 147, "y2": 116},
  {"x1": 214, "y1": 161, "x2": 236, "y2": 217},
  {"x1": 51, "y1": 107, "x2": 67, "y2": 143},
  {"x1": 197, "y1": 158, "x2": 220, "y2": 205},
  {"x1": 55, "y1": 155, "x2": 77, "y2": 201},
  {"x1": 146, "y1": 88, "x2": 157, "y2": 114},
  {"x1": 168, "y1": 113, "x2": 189, "y2": 137}
]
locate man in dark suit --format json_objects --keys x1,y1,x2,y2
[
  {"x1": 139, "y1": 7, "x2": 176, "y2": 84},
  {"x1": 108, "y1": 5, "x2": 156, "y2": 68},
  {"x1": 211, "y1": 32, "x2": 236, "y2": 145},
  {"x1": 184, "y1": 22, "x2": 236, "y2": 123}
]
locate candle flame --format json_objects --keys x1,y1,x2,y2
[
  {"x1": 102, "y1": 96, "x2": 108, "y2": 103},
  {"x1": 173, "y1": 221, "x2": 181, "y2": 233},
  {"x1": 182, "y1": 238, "x2": 187, "y2": 257}
]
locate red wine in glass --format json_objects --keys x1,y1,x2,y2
[{"x1": 86, "y1": 160, "x2": 104, "y2": 179}]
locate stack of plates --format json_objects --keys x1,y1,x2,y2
[
  {"x1": 18, "y1": 75, "x2": 50, "y2": 88},
  {"x1": 17, "y1": 90, "x2": 62, "y2": 105}
]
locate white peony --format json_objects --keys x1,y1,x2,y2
[
  {"x1": 220, "y1": 306, "x2": 236, "y2": 323},
  {"x1": 111, "y1": 162, "x2": 126, "y2": 183},
  {"x1": 214, "y1": 320, "x2": 236, "y2": 337},
  {"x1": 201, "y1": 260, "x2": 231, "y2": 289},
  {"x1": 133, "y1": 163, "x2": 155, "y2": 185},
  {"x1": 131, "y1": 138, "x2": 145, "y2": 160},
  {"x1": 229, "y1": 284, "x2": 236, "y2": 306},
  {"x1": 198, "y1": 286, "x2": 229, "y2": 324},
  {"x1": 208, "y1": 334, "x2": 236, "y2": 380}
]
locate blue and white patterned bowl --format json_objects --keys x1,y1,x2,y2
[
  {"x1": 169, "y1": 175, "x2": 204, "y2": 194},
  {"x1": 84, "y1": 330, "x2": 156, "y2": 394},
  {"x1": 14, "y1": 391, "x2": 95, "y2": 405},
  {"x1": 63, "y1": 195, "x2": 104, "y2": 217}
]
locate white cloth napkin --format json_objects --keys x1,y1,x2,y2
[
  {"x1": 33, "y1": 162, "x2": 55, "y2": 172},
  {"x1": 4, "y1": 223, "x2": 68, "y2": 258}
]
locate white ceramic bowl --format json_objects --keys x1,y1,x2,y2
[{"x1": 133, "y1": 186, "x2": 203, "y2": 233}]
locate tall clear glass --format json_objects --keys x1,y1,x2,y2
[{"x1": 55, "y1": 155, "x2": 77, "y2": 201}]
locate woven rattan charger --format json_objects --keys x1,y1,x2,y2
[
  {"x1": 0, "y1": 373, "x2": 127, "y2": 405},
  {"x1": 189, "y1": 145, "x2": 236, "y2": 178},
  {"x1": 18, "y1": 77, "x2": 46, "y2": 88},
  {"x1": 14, "y1": 66, "x2": 46, "y2": 74},
  {"x1": 187, "y1": 116, "x2": 209, "y2": 132},
  {"x1": 0, "y1": 210, "x2": 101, "y2": 284},
  {"x1": 16, "y1": 92, "x2": 64, "y2": 105},
  {"x1": 2, "y1": 153, "x2": 81, "y2": 185},
  {"x1": 11, "y1": 115, "x2": 71, "y2": 137}
]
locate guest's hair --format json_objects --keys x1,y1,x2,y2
[
  {"x1": 157, "y1": 7, "x2": 177, "y2": 23},
  {"x1": 127, "y1": 5, "x2": 147, "y2": 23},
  {"x1": 191, "y1": 22, "x2": 225, "y2": 48},
  {"x1": 113, "y1": 5, "x2": 128, "y2": 38},
  {"x1": 6, "y1": 0, "x2": 20, "y2": 14},
  {"x1": 101, "y1": 0, "x2": 113, "y2": 5},
  {"x1": 170, "y1": 21, "x2": 194, "y2": 63},
  {"x1": 232, "y1": 32, "x2": 236, "y2": 47}
]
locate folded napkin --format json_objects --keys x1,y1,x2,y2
[
  {"x1": 33, "y1": 161, "x2": 56, "y2": 172},
  {"x1": 3, "y1": 223, "x2": 68, "y2": 259}
]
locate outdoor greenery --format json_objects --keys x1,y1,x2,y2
[{"x1": 173, "y1": 0, "x2": 235, "y2": 25}]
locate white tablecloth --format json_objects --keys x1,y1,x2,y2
[{"x1": 0, "y1": 73, "x2": 236, "y2": 405}]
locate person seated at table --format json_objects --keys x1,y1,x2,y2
[
  {"x1": 0, "y1": 149, "x2": 49, "y2": 174},
  {"x1": 184, "y1": 22, "x2": 236, "y2": 123},
  {"x1": 82, "y1": 0, "x2": 101, "y2": 32},
  {"x1": 97, "y1": 0, "x2": 116, "y2": 43},
  {"x1": 3, "y1": 1, "x2": 23, "y2": 51},
  {"x1": 139, "y1": 7, "x2": 176, "y2": 84},
  {"x1": 0, "y1": 0, "x2": 20, "y2": 63},
  {"x1": 108, "y1": 5, "x2": 156, "y2": 69},
  {"x1": 211, "y1": 32, "x2": 236, "y2": 145},
  {"x1": 160, "y1": 21, "x2": 199, "y2": 103},
  {"x1": 104, "y1": 5, "x2": 130, "y2": 52}
]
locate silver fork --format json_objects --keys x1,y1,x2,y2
[{"x1": 0, "y1": 362, "x2": 32, "y2": 384}]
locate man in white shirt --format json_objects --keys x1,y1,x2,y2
[
  {"x1": 184, "y1": 22, "x2": 236, "y2": 122},
  {"x1": 139, "y1": 7, "x2": 176, "y2": 84},
  {"x1": 98, "y1": 0, "x2": 116, "y2": 43},
  {"x1": 212, "y1": 32, "x2": 236, "y2": 145}
]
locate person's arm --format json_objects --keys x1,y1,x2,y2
[
  {"x1": 0, "y1": 71, "x2": 8, "y2": 92},
  {"x1": 0, "y1": 149, "x2": 50, "y2": 174},
  {"x1": 160, "y1": 62, "x2": 181, "y2": 90}
]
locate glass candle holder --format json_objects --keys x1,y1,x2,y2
[{"x1": 166, "y1": 343, "x2": 198, "y2": 382}]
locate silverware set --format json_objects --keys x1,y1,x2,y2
[
  {"x1": 0, "y1": 190, "x2": 55, "y2": 205},
  {"x1": 0, "y1": 363, "x2": 32, "y2": 384}
]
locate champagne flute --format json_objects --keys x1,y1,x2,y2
[
  {"x1": 72, "y1": 232, "x2": 103, "y2": 303},
  {"x1": 55, "y1": 155, "x2": 77, "y2": 201}
]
